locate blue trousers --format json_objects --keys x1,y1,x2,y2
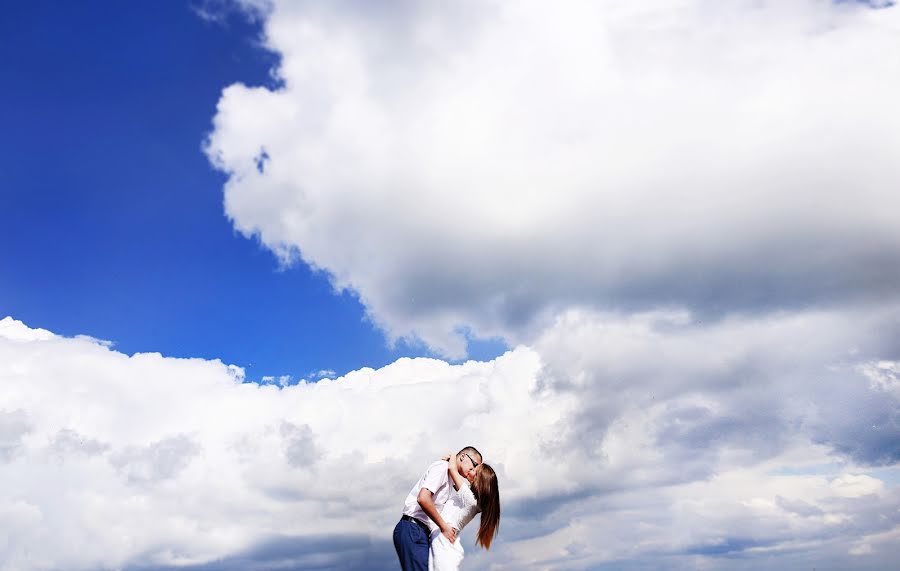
[{"x1": 393, "y1": 518, "x2": 430, "y2": 571}]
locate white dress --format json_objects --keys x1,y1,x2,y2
[{"x1": 429, "y1": 481, "x2": 480, "y2": 571}]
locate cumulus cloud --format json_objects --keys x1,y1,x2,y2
[
  {"x1": 205, "y1": 0, "x2": 900, "y2": 356},
  {"x1": 48, "y1": 428, "x2": 110, "y2": 458},
  {"x1": 0, "y1": 409, "x2": 31, "y2": 463},
  {"x1": 2, "y1": 308, "x2": 898, "y2": 570},
  {"x1": 109, "y1": 435, "x2": 202, "y2": 486},
  {"x1": 6, "y1": 1, "x2": 898, "y2": 570}
]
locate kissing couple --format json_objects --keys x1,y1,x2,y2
[{"x1": 393, "y1": 446, "x2": 501, "y2": 571}]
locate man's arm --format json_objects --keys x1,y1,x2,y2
[{"x1": 417, "y1": 488, "x2": 457, "y2": 543}]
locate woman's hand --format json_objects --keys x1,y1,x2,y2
[
  {"x1": 440, "y1": 454, "x2": 451, "y2": 461},
  {"x1": 448, "y1": 453, "x2": 458, "y2": 470}
]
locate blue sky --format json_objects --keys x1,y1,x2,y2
[
  {"x1": 1, "y1": 2, "x2": 898, "y2": 570},
  {"x1": 0, "y1": 1, "x2": 505, "y2": 381}
]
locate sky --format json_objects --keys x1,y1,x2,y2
[
  {"x1": 1, "y1": 1, "x2": 899, "y2": 570},
  {"x1": 0, "y1": 0, "x2": 505, "y2": 383}
]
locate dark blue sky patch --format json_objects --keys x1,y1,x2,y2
[
  {"x1": 839, "y1": 0, "x2": 896, "y2": 8},
  {"x1": 0, "y1": 1, "x2": 474, "y2": 378},
  {"x1": 126, "y1": 534, "x2": 397, "y2": 571},
  {"x1": 683, "y1": 537, "x2": 772, "y2": 557},
  {"x1": 809, "y1": 371, "x2": 900, "y2": 467}
]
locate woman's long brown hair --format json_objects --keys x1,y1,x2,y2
[{"x1": 472, "y1": 463, "x2": 500, "y2": 549}]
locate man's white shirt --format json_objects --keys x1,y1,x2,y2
[{"x1": 402, "y1": 460, "x2": 452, "y2": 533}]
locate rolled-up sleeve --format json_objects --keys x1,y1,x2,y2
[{"x1": 420, "y1": 461, "x2": 448, "y2": 494}]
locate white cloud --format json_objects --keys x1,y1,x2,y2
[
  {"x1": 0, "y1": 409, "x2": 31, "y2": 463},
  {"x1": 190, "y1": 0, "x2": 271, "y2": 25},
  {"x1": 860, "y1": 359, "x2": 900, "y2": 398},
  {"x1": 7, "y1": 2, "x2": 899, "y2": 570},
  {"x1": 2, "y1": 308, "x2": 898, "y2": 570},
  {"x1": 205, "y1": 0, "x2": 900, "y2": 356},
  {"x1": 0, "y1": 316, "x2": 54, "y2": 342}
]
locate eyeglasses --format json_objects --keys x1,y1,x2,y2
[{"x1": 464, "y1": 453, "x2": 480, "y2": 470}]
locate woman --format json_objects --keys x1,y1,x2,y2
[{"x1": 429, "y1": 453, "x2": 501, "y2": 571}]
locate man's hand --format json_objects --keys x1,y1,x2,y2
[
  {"x1": 417, "y1": 487, "x2": 453, "y2": 542},
  {"x1": 441, "y1": 525, "x2": 457, "y2": 543}
]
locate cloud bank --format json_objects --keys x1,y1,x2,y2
[
  {"x1": 206, "y1": 0, "x2": 900, "y2": 356},
  {"x1": 7, "y1": 1, "x2": 898, "y2": 569},
  {"x1": 2, "y1": 310, "x2": 898, "y2": 570},
  {"x1": 150, "y1": 1, "x2": 900, "y2": 567}
]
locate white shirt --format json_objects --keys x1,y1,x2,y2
[
  {"x1": 439, "y1": 480, "x2": 479, "y2": 532},
  {"x1": 428, "y1": 482, "x2": 480, "y2": 571},
  {"x1": 403, "y1": 460, "x2": 453, "y2": 533}
]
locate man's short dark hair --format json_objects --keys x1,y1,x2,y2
[{"x1": 457, "y1": 446, "x2": 482, "y2": 463}]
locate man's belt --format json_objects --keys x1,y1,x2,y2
[{"x1": 401, "y1": 514, "x2": 431, "y2": 535}]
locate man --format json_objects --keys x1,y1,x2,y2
[{"x1": 393, "y1": 446, "x2": 482, "y2": 571}]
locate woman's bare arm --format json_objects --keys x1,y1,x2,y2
[{"x1": 447, "y1": 452, "x2": 468, "y2": 492}]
